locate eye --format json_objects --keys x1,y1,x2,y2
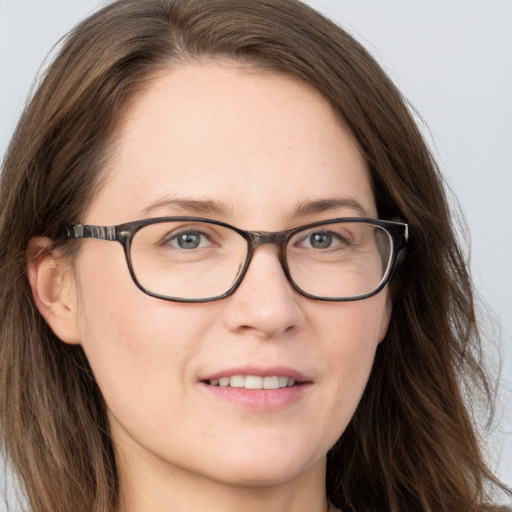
[
  {"x1": 165, "y1": 230, "x2": 212, "y2": 250},
  {"x1": 300, "y1": 230, "x2": 349, "y2": 250},
  {"x1": 308, "y1": 232, "x2": 333, "y2": 249}
]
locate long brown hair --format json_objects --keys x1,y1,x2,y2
[{"x1": 0, "y1": 1, "x2": 509, "y2": 511}]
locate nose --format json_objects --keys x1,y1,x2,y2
[{"x1": 221, "y1": 245, "x2": 305, "y2": 339}]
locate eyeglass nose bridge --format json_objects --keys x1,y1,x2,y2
[
  {"x1": 239, "y1": 230, "x2": 293, "y2": 284},
  {"x1": 245, "y1": 230, "x2": 292, "y2": 263},
  {"x1": 247, "y1": 230, "x2": 289, "y2": 248}
]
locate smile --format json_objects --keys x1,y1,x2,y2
[{"x1": 207, "y1": 375, "x2": 296, "y2": 389}]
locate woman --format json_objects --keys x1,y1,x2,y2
[{"x1": 0, "y1": 1, "x2": 509, "y2": 511}]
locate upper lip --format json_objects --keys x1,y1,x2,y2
[{"x1": 200, "y1": 366, "x2": 312, "y2": 384}]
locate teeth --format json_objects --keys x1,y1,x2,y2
[
  {"x1": 208, "y1": 375, "x2": 298, "y2": 389},
  {"x1": 219, "y1": 377, "x2": 230, "y2": 387},
  {"x1": 263, "y1": 376, "x2": 280, "y2": 389},
  {"x1": 245, "y1": 375, "x2": 263, "y2": 389},
  {"x1": 229, "y1": 375, "x2": 245, "y2": 388}
]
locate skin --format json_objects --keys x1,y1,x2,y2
[{"x1": 29, "y1": 63, "x2": 391, "y2": 512}]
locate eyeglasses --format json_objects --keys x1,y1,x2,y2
[{"x1": 64, "y1": 217, "x2": 408, "y2": 303}]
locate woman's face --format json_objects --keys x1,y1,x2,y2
[{"x1": 60, "y1": 64, "x2": 390, "y2": 492}]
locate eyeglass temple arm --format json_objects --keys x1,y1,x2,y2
[{"x1": 66, "y1": 223, "x2": 118, "y2": 241}]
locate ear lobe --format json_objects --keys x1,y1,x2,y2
[{"x1": 27, "y1": 237, "x2": 81, "y2": 345}]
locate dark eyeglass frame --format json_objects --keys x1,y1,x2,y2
[{"x1": 64, "y1": 217, "x2": 408, "y2": 303}]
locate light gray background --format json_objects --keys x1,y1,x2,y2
[{"x1": 1, "y1": 0, "x2": 511, "y2": 509}]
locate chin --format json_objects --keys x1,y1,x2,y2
[{"x1": 195, "y1": 444, "x2": 325, "y2": 488}]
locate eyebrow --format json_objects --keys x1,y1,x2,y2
[
  {"x1": 292, "y1": 197, "x2": 369, "y2": 217},
  {"x1": 141, "y1": 196, "x2": 369, "y2": 219},
  {"x1": 141, "y1": 197, "x2": 232, "y2": 216}
]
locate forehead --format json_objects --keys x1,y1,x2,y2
[{"x1": 87, "y1": 63, "x2": 375, "y2": 228}]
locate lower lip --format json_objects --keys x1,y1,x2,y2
[{"x1": 199, "y1": 382, "x2": 311, "y2": 412}]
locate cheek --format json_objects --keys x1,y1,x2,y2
[
  {"x1": 73, "y1": 247, "x2": 214, "y2": 420},
  {"x1": 318, "y1": 293, "x2": 388, "y2": 365},
  {"x1": 312, "y1": 295, "x2": 389, "y2": 435}
]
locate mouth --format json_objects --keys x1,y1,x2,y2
[
  {"x1": 199, "y1": 369, "x2": 311, "y2": 411},
  {"x1": 204, "y1": 375, "x2": 297, "y2": 390}
]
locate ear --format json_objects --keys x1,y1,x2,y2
[{"x1": 27, "y1": 237, "x2": 81, "y2": 345}]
